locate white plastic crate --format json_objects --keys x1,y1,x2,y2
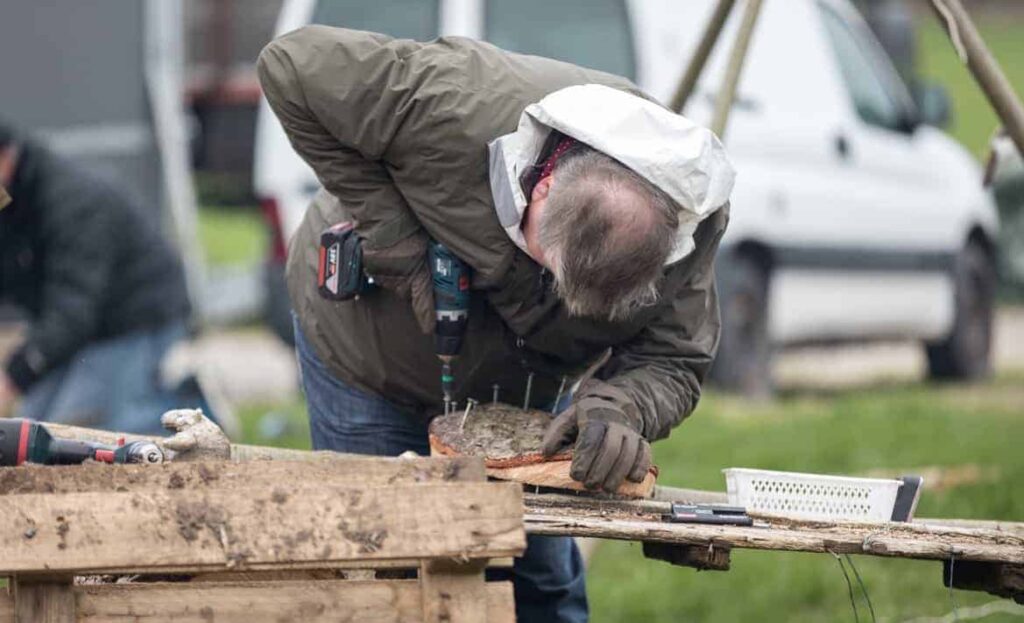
[{"x1": 724, "y1": 468, "x2": 903, "y2": 522}]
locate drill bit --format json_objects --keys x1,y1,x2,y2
[
  {"x1": 523, "y1": 372, "x2": 534, "y2": 410},
  {"x1": 440, "y1": 358, "x2": 454, "y2": 415},
  {"x1": 552, "y1": 376, "x2": 567, "y2": 414}
]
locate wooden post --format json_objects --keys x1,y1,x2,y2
[
  {"x1": 14, "y1": 578, "x2": 74, "y2": 623},
  {"x1": 711, "y1": 0, "x2": 764, "y2": 139},
  {"x1": 643, "y1": 542, "x2": 731, "y2": 571},
  {"x1": 420, "y1": 559, "x2": 491, "y2": 623},
  {"x1": 929, "y1": 0, "x2": 1024, "y2": 157},
  {"x1": 670, "y1": 0, "x2": 737, "y2": 113},
  {"x1": 944, "y1": 560, "x2": 1024, "y2": 604}
]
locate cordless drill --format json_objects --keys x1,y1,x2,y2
[
  {"x1": 428, "y1": 241, "x2": 471, "y2": 415},
  {"x1": 317, "y1": 225, "x2": 471, "y2": 413},
  {"x1": 0, "y1": 418, "x2": 164, "y2": 466}
]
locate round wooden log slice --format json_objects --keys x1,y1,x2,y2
[{"x1": 429, "y1": 403, "x2": 571, "y2": 468}]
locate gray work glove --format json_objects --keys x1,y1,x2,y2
[
  {"x1": 540, "y1": 380, "x2": 652, "y2": 492},
  {"x1": 362, "y1": 230, "x2": 435, "y2": 334},
  {"x1": 160, "y1": 408, "x2": 231, "y2": 462}
]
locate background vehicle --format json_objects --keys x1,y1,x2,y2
[{"x1": 254, "y1": 0, "x2": 998, "y2": 396}]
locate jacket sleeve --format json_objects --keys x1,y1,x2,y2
[
  {"x1": 256, "y1": 27, "x2": 422, "y2": 250},
  {"x1": 595, "y1": 205, "x2": 730, "y2": 441},
  {"x1": 5, "y1": 186, "x2": 117, "y2": 391}
]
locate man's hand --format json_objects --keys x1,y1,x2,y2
[
  {"x1": 362, "y1": 230, "x2": 435, "y2": 334},
  {"x1": 0, "y1": 372, "x2": 19, "y2": 417},
  {"x1": 541, "y1": 380, "x2": 652, "y2": 492}
]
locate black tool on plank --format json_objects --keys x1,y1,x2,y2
[{"x1": 663, "y1": 503, "x2": 754, "y2": 526}]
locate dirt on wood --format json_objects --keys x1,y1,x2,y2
[{"x1": 429, "y1": 403, "x2": 571, "y2": 468}]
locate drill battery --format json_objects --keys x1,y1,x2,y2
[{"x1": 317, "y1": 221, "x2": 375, "y2": 300}]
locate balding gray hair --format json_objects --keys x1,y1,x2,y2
[{"x1": 538, "y1": 147, "x2": 680, "y2": 321}]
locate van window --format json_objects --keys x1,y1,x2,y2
[
  {"x1": 485, "y1": 0, "x2": 635, "y2": 80},
  {"x1": 312, "y1": 0, "x2": 439, "y2": 40},
  {"x1": 818, "y1": 4, "x2": 907, "y2": 131}
]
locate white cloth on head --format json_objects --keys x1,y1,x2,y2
[{"x1": 488, "y1": 84, "x2": 735, "y2": 264}]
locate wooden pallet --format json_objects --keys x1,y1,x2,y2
[{"x1": 0, "y1": 456, "x2": 525, "y2": 622}]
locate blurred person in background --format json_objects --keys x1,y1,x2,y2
[{"x1": 0, "y1": 122, "x2": 195, "y2": 434}]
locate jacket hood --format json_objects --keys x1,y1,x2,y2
[{"x1": 488, "y1": 84, "x2": 735, "y2": 264}]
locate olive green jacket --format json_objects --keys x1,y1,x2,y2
[{"x1": 257, "y1": 26, "x2": 729, "y2": 440}]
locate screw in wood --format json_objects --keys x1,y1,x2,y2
[
  {"x1": 460, "y1": 399, "x2": 477, "y2": 432},
  {"x1": 523, "y1": 372, "x2": 534, "y2": 410},
  {"x1": 552, "y1": 376, "x2": 567, "y2": 414}
]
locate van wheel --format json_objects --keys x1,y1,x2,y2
[
  {"x1": 925, "y1": 242, "x2": 995, "y2": 380},
  {"x1": 709, "y1": 252, "x2": 773, "y2": 397}
]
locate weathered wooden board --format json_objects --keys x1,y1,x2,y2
[
  {"x1": 0, "y1": 483, "x2": 525, "y2": 575},
  {"x1": 490, "y1": 462, "x2": 656, "y2": 498},
  {"x1": 0, "y1": 580, "x2": 517, "y2": 623},
  {"x1": 0, "y1": 457, "x2": 485, "y2": 497},
  {"x1": 0, "y1": 590, "x2": 12, "y2": 623},
  {"x1": 13, "y1": 579, "x2": 74, "y2": 623},
  {"x1": 420, "y1": 559, "x2": 490, "y2": 623},
  {"x1": 430, "y1": 403, "x2": 657, "y2": 497},
  {"x1": 525, "y1": 512, "x2": 1024, "y2": 563}
]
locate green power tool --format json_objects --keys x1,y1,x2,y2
[
  {"x1": 429, "y1": 241, "x2": 471, "y2": 415},
  {"x1": 316, "y1": 222, "x2": 472, "y2": 415}
]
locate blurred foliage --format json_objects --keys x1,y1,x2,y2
[
  {"x1": 198, "y1": 206, "x2": 267, "y2": 267},
  {"x1": 587, "y1": 373, "x2": 1024, "y2": 622},
  {"x1": 237, "y1": 397, "x2": 311, "y2": 451},
  {"x1": 917, "y1": 15, "x2": 1024, "y2": 159}
]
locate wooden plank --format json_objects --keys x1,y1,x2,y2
[
  {"x1": 525, "y1": 513, "x2": 1024, "y2": 564},
  {"x1": 0, "y1": 589, "x2": 12, "y2": 623},
  {"x1": 0, "y1": 483, "x2": 525, "y2": 574},
  {"x1": 14, "y1": 580, "x2": 74, "y2": 623},
  {"x1": 488, "y1": 462, "x2": 656, "y2": 499},
  {"x1": 430, "y1": 403, "x2": 656, "y2": 497},
  {"x1": 0, "y1": 457, "x2": 485, "y2": 497},
  {"x1": 420, "y1": 559, "x2": 489, "y2": 623},
  {"x1": 74, "y1": 579, "x2": 516, "y2": 622}
]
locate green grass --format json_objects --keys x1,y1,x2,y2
[
  {"x1": 586, "y1": 374, "x2": 1024, "y2": 623},
  {"x1": 197, "y1": 206, "x2": 267, "y2": 267},
  {"x1": 234, "y1": 373, "x2": 1024, "y2": 621},
  {"x1": 237, "y1": 398, "x2": 311, "y2": 451},
  {"x1": 918, "y1": 15, "x2": 1024, "y2": 159}
]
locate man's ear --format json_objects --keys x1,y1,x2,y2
[{"x1": 531, "y1": 175, "x2": 554, "y2": 202}]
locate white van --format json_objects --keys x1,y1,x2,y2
[{"x1": 254, "y1": 0, "x2": 999, "y2": 394}]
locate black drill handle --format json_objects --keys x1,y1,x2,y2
[
  {"x1": 44, "y1": 438, "x2": 101, "y2": 465},
  {"x1": 0, "y1": 419, "x2": 105, "y2": 466}
]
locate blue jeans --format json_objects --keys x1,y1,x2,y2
[
  {"x1": 295, "y1": 317, "x2": 588, "y2": 623},
  {"x1": 18, "y1": 321, "x2": 198, "y2": 435}
]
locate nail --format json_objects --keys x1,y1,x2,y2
[
  {"x1": 460, "y1": 399, "x2": 477, "y2": 432},
  {"x1": 523, "y1": 372, "x2": 534, "y2": 410},
  {"x1": 552, "y1": 376, "x2": 567, "y2": 414}
]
